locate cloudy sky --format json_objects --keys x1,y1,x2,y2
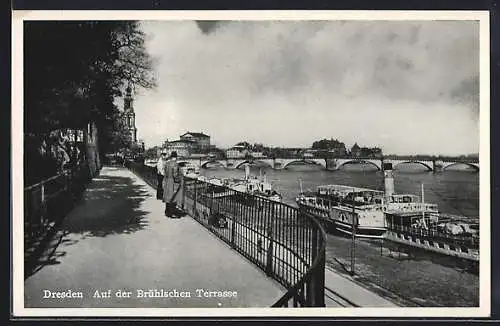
[{"x1": 132, "y1": 20, "x2": 479, "y2": 155}]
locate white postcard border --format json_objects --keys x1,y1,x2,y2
[{"x1": 11, "y1": 10, "x2": 491, "y2": 318}]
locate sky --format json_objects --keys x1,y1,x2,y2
[{"x1": 131, "y1": 20, "x2": 480, "y2": 155}]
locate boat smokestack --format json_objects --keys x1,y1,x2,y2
[
  {"x1": 383, "y1": 162, "x2": 395, "y2": 197},
  {"x1": 245, "y1": 164, "x2": 250, "y2": 180}
]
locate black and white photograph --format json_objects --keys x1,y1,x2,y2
[{"x1": 12, "y1": 11, "x2": 490, "y2": 317}]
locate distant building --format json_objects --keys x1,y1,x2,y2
[
  {"x1": 250, "y1": 151, "x2": 265, "y2": 158},
  {"x1": 303, "y1": 150, "x2": 315, "y2": 158},
  {"x1": 360, "y1": 147, "x2": 383, "y2": 158},
  {"x1": 349, "y1": 143, "x2": 383, "y2": 158},
  {"x1": 166, "y1": 139, "x2": 196, "y2": 158},
  {"x1": 350, "y1": 143, "x2": 361, "y2": 158},
  {"x1": 330, "y1": 145, "x2": 347, "y2": 157},
  {"x1": 226, "y1": 145, "x2": 249, "y2": 159},
  {"x1": 284, "y1": 148, "x2": 303, "y2": 157},
  {"x1": 311, "y1": 138, "x2": 347, "y2": 157},
  {"x1": 180, "y1": 132, "x2": 211, "y2": 151},
  {"x1": 189, "y1": 153, "x2": 207, "y2": 159}
]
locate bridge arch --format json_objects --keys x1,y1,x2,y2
[
  {"x1": 282, "y1": 159, "x2": 326, "y2": 169},
  {"x1": 337, "y1": 160, "x2": 381, "y2": 171},
  {"x1": 200, "y1": 160, "x2": 226, "y2": 168},
  {"x1": 442, "y1": 162, "x2": 479, "y2": 172},
  {"x1": 234, "y1": 160, "x2": 273, "y2": 169},
  {"x1": 393, "y1": 161, "x2": 433, "y2": 171},
  {"x1": 176, "y1": 160, "x2": 190, "y2": 167}
]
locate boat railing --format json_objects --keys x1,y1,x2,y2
[
  {"x1": 385, "y1": 202, "x2": 439, "y2": 213},
  {"x1": 128, "y1": 162, "x2": 327, "y2": 307},
  {"x1": 387, "y1": 222, "x2": 479, "y2": 249}
]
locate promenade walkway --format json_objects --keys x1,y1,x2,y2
[
  {"x1": 324, "y1": 268, "x2": 397, "y2": 307},
  {"x1": 24, "y1": 167, "x2": 285, "y2": 308},
  {"x1": 24, "y1": 166, "x2": 397, "y2": 309}
]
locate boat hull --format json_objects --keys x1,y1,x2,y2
[{"x1": 297, "y1": 202, "x2": 387, "y2": 239}]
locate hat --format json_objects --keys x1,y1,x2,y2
[{"x1": 170, "y1": 151, "x2": 178, "y2": 158}]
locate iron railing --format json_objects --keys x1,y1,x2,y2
[
  {"x1": 24, "y1": 163, "x2": 93, "y2": 258},
  {"x1": 128, "y1": 162, "x2": 326, "y2": 307}
]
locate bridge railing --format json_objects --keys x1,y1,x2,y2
[{"x1": 128, "y1": 162, "x2": 326, "y2": 307}]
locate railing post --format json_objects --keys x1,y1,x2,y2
[
  {"x1": 208, "y1": 184, "x2": 214, "y2": 227},
  {"x1": 307, "y1": 222, "x2": 318, "y2": 306},
  {"x1": 193, "y1": 179, "x2": 198, "y2": 212},
  {"x1": 307, "y1": 226, "x2": 325, "y2": 307},
  {"x1": 265, "y1": 203, "x2": 274, "y2": 276},
  {"x1": 231, "y1": 196, "x2": 236, "y2": 249},
  {"x1": 40, "y1": 183, "x2": 45, "y2": 225},
  {"x1": 315, "y1": 248, "x2": 326, "y2": 307},
  {"x1": 180, "y1": 175, "x2": 185, "y2": 210}
]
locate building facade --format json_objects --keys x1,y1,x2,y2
[
  {"x1": 180, "y1": 132, "x2": 211, "y2": 151},
  {"x1": 330, "y1": 144, "x2": 347, "y2": 157},
  {"x1": 226, "y1": 145, "x2": 249, "y2": 159},
  {"x1": 250, "y1": 151, "x2": 265, "y2": 158},
  {"x1": 349, "y1": 143, "x2": 383, "y2": 158},
  {"x1": 166, "y1": 140, "x2": 195, "y2": 158},
  {"x1": 225, "y1": 146, "x2": 267, "y2": 159},
  {"x1": 350, "y1": 143, "x2": 361, "y2": 158}
]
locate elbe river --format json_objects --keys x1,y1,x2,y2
[
  {"x1": 190, "y1": 161, "x2": 480, "y2": 306},
  {"x1": 200, "y1": 162, "x2": 479, "y2": 219}
]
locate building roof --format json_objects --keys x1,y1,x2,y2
[
  {"x1": 227, "y1": 146, "x2": 247, "y2": 151},
  {"x1": 169, "y1": 139, "x2": 196, "y2": 144},
  {"x1": 351, "y1": 143, "x2": 360, "y2": 150},
  {"x1": 180, "y1": 132, "x2": 210, "y2": 138}
]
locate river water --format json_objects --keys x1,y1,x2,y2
[
  {"x1": 200, "y1": 162, "x2": 479, "y2": 219},
  {"x1": 201, "y1": 162, "x2": 480, "y2": 306}
]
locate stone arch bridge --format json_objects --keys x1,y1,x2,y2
[{"x1": 174, "y1": 157, "x2": 479, "y2": 172}]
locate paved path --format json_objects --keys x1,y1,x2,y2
[
  {"x1": 324, "y1": 268, "x2": 398, "y2": 307},
  {"x1": 182, "y1": 192, "x2": 397, "y2": 308},
  {"x1": 24, "y1": 167, "x2": 285, "y2": 308}
]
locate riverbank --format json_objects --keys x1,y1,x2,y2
[
  {"x1": 162, "y1": 164, "x2": 480, "y2": 307},
  {"x1": 324, "y1": 232, "x2": 479, "y2": 307}
]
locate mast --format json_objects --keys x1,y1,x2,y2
[
  {"x1": 245, "y1": 163, "x2": 250, "y2": 181},
  {"x1": 351, "y1": 187, "x2": 356, "y2": 276},
  {"x1": 421, "y1": 183, "x2": 428, "y2": 229},
  {"x1": 299, "y1": 178, "x2": 303, "y2": 194}
]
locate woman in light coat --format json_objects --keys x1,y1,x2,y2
[{"x1": 162, "y1": 151, "x2": 178, "y2": 216}]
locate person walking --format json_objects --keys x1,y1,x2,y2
[
  {"x1": 156, "y1": 149, "x2": 168, "y2": 200},
  {"x1": 162, "y1": 151, "x2": 179, "y2": 217}
]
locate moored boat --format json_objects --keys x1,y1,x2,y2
[
  {"x1": 225, "y1": 165, "x2": 282, "y2": 202},
  {"x1": 296, "y1": 183, "x2": 387, "y2": 238},
  {"x1": 296, "y1": 162, "x2": 479, "y2": 261},
  {"x1": 177, "y1": 161, "x2": 200, "y2": 178},
  {"x1": 196, "y1": 165, "x2": 282, "y2": 203}
]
